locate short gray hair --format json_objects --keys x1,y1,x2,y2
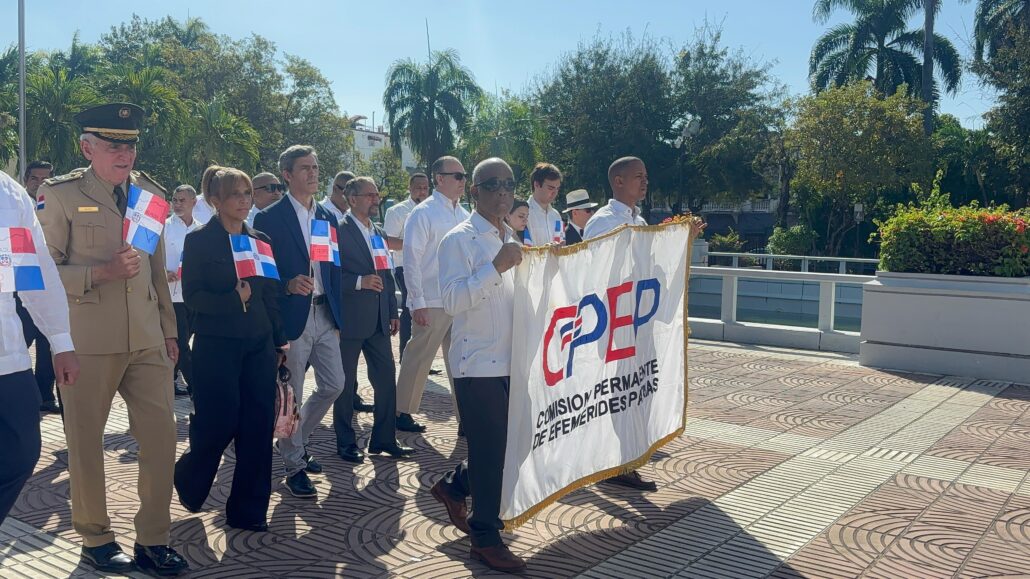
[
  {"x1": 173, "y1": 184, "x2": 197, "y2": 197},
  {"x1": 471, "y1": 157, "x2": 512, "y2": 185},
  {"x1": 343, "y1": 176, "x2": 377, "y2": 198},
  {"x1": 278, "y1": 145, "x2": 317, "y2": 173}
]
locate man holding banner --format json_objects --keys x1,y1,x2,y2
[
  {"x1": 431, "y1": 158, "x2": 527, "y2": 573},
  {"x1": 37, "y1": 103, "x2": 188, "y2": 575}
]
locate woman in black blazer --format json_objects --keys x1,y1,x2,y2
[{"x1": 173, "y1": 167, "x2": 287, "y2": 532}]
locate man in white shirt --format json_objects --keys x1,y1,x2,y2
[
  {"x1": 526, "y1": 162, "x2": 564, "y2": 246},
  {"x1": 320, "y1": 171, "x2": 354, "y2": 223},
  {"x1": 164, "y1": 185, "x2": 200, "y2": 396},
  {"x1": 383, "y1": 172, "x2": 430, "y2": 357},
  {"x1": 430, "y1": 157, "x2": 525, "y2": 573},
  {"x1": 247, "y1": 172, "x2": 284, "y2": 226},
  {"x1": 395, "y1": 156, "x2": 470, "y2": 433},
  {"x1": 0, "y1": 171, "x2": 80, "y2": 524},
  {"x1": 583, "y1": 156, "x2": 650, "y2": 240},
  {"x1": 582, "y1": 156, "x2": 658, "y2": 492}
]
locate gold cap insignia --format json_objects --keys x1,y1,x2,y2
[{"x1": 119, "y1": 107, "x2": 131, "y2": 118}]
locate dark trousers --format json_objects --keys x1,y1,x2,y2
[
  {"x1": 395, "y1": 267, "x2": 412, "y2": 358},
  {"x1": 441, "y1": 376, "x2": 509, "y2": 548},
  {"x1": 172, "y1": 302, "x2": 194, "y2": 387},
  {"x1": 0, "y1": 370, "x2": 42, "y2": 524},
  {"x1": 16, "y1": 297, "x2": 56, "y2": 404},
  {"x1": 333, "y1": 329, "x2": 398, "y2": 450},
  {"x1": 174, "y1": 334, "x2": 276, "y2": 525}
]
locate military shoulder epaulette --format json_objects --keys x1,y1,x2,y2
[
  {"x1": 133, "y1": 170, "x2": 167, "y2": 195},
  {"x1": 43, "y1": 170, "x2": 85, "y2": 186}
]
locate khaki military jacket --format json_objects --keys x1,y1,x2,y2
[{"x1": 37, "y1": 166, "x2": 176, "y2": 355}]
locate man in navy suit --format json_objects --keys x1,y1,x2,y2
[
  {"x1": 254, "y1": 145, "x2": 346, "y2": 498},
  {"x1": 332, "y1": 177, "x2": 414, "y2": 461}
]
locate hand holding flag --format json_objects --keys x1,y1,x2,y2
[
  {"x1": 370, "y1": 234, "x2": 393, "y2": 270},
  {"x1": 122, "y1": 184, "x2": 169, "y2": 254},
  {"x1": 230, "y1": 234, "x2": 280, "y2": 280},
  {"x1": 0, "y1": 227, "x2": 45, "y2": 292},
  {"x1": 310, "y1": 220, "x2": 340, "y2": 265}
]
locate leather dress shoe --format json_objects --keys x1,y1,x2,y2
[
  {"x1": 227, "y1": 519, "x2": 269, "y2": 532},
  {"x1": 353, "y1": 395, "x2": 375, "y2": 413},
  {"x1": 133, "y1": 543, "x2": 189, "y2": 576},
  {"x1": 337, "y1": 444, "x2": 366, "y2": 464},
  {"x1": 428, "y1": 367, "x2": 443, "y2": 375},
  {"x1": 303, "y1": 453, "x2": 323, "y2": 474},
  {"x1": 470, "y1": 543, "x2": 527, "y2": 573},
  {"x1": 39, "y1": 400, "x2": 61, "y2": 414},
  {"x1": 430, "y1": 479, "x2": 470, "y2": 533},
  {"x1": 177, "y1": 493, "x2": 203, "y2": 513},
  {"x1": 80, "y1": 542, "x2": 134, "y2": 573},
  {"x1": 397, "y1": 413, "x2": 427, "y2": 433},
  {"x1": 285, "y1": 470, "x2": 317, "y2": 498},
  {"x1": 367, "y1": 442, "x2": 415, "y2": 459},
  {"x1": 606, "y1": 470, "x2": 658, "y2": 492}
]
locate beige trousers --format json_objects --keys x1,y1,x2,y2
[
  {"x1": 60, "y1": 346, "x2": 175, "y2": 547},
  {"x1": 395, "y1": 307, "x2": 458, "y2": 417}
]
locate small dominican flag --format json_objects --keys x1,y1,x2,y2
[
  {"x1": 310, "y1": 220, "x2": 340, "y2": 265},
  {"x1": 122, "y1": 184, "x2": 169, "y2": 254},
  {"x1": 35, "y1": 193, "x2": 45, "y2": 211},
  {"x1": 176, "y1": 251, "x2": 183, "y2": 279},
  {"x1": 523, "y1": 227, "x2": 534, "y2": 246},
  {"x1": 0, "y1": 227, "x2": 45, "y2": 292},
  {"x1": 230, "y1": 235, "x2": 279, "y2": 280},
  {"x1": 370, "y1": 234, "x2": 393, "y2": 270},
  {"x1": 553, "y1": 220, "x2": 564, "y2": 244}
]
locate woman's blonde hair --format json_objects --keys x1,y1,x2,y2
[{"x1": 208, "y1": 167, "x2": 253, "y2": 205}]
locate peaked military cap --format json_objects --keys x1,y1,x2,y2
[{"x1": 74, "y1": 103, "x2": 144, "y2": 144}]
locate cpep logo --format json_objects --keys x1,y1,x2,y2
[{"x1": 542, "y1": 278, "x2": 661, "y2": 386}]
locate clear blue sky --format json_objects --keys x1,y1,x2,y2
[{"x1": 1, "y1": 0, "x2": 997, "y2": 128}]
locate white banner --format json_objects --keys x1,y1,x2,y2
[{"x1": 501, "y1": 220, "x2": 694, "y2": 526}]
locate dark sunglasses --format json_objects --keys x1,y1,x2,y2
[
  {"x1": 256, "y1": 183, "x2": 286, "y2": 193},
  {"x1": 475, "y1": 178, "x2": 517, "y2": 193},
  {"x1": 437, "y1": 171, "x2": 467, "y2": 181}
]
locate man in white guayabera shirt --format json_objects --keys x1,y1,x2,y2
[
  {"x1": 394, "y1": 156, "x2": 469, "y2": 433},
  {"x1": 525, "y1": 162, "x2": 564, "y2": 246},
  {"x1": 582, "y1": 156, "x2": 658, "y2": 493},
  {"x1": 163, "y1": 184, "x2": 201, "y2": 396}
]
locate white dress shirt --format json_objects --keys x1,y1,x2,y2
[
  {"x1": 527, "y1": 197, "x2": 564, "y2": 245},
  {"x1": 0, "y1": 172, "x2": 74, "y2": 375},
  {"x1": 320, "y1": 198, "x2": 347, "y2": 223},
  {"x1": 193, "y1": 195, "x2": 216, "y2": 225},
  {"x1": 583, "y1": 198, "x2": 647, "y2": 239},
  {"x1": 402, "y1": 190, "x2": 470, "y2": 310},
  {"x1": 438, "y1": 212, "x2": 515, "y2": 378},
  {"x1": 163, "y1": 213, "x2": 200, "y2": 303},
  {"x1": 383, "y1": 197, "x2": 417, "y2": 269},
  {"x1": 246, "y1": 205, "x2": 259, "y2": 227},
  {"x1": 288, "y1": 193, "x2": 323, "y2": 297}
]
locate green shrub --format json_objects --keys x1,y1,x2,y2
[
  {"x1": 767, "y1": 224, "x2": 818, "y2": 255},
  {"x1": 708, "y1": 229, "x2": 744, "y2": 252},
  {"x1": 877, "y1": 204, "x2": 1030, "y2": 277}
]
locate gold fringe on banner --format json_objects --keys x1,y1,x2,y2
[{"x1": 501, "y1": 217, "x2": 702, "y2": 531}]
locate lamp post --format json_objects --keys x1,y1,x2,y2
[
  {"x1": 18, "y1": 0, "x2": 26, "y2": 181},
  {"x1": 675, "y1": 118, "x2": 701, "y2": 213},
  {"x1": 853, "y1": 202, "x2": 865, "y2": 257}
]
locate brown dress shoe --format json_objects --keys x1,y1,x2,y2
[
  {"x1": 606, "y1": 469, "x2": 658, "y2": 491},
  {"x1": 430, "y1": 480, "x2": 470, "y2": 533},
  {"x1": 471, "y1": 543, "x2": 527, "y2": 573}
]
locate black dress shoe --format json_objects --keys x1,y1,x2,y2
[
  {"x1": 396, "y1": 413, "x2": 427, "y2": 433},
  {"x1": 81, "y1": 542, "x2": 134, "y2": 573},
  {"x1": 337, "y1": 444, "x2": 366, "y2": 464},
  {"x1": 177, "y1": 493, "x2": 203, "y2": 513},
  {"x1": 227, "y1": 519, "x2": 269, "y2": 532},
  {"x1": 134, "y1": 543, "x2": 189, "y2": 576},
  {"x1": 39, "y1": 400, "x2": 61, "y2": 414},
  {"x1": 605, "y1": 470, "x2": 658, "y2": 492},
  {"x1": 303, "y1": 453, "x2": 323, "y2": 474},
  {"x1": 367, "y1": 442, "x2": 415, "y2": 459},
  {"x1": 428, "y1": 367, "x2": 443, "y2": 375},
  {"x1": 285, "y1": 470, "x2": 316, "y2": 498},
  {"x1": 353, "y1": 395, "x2": 375, "y2": 413}
]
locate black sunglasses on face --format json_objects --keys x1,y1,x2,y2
[
  {"x1": 437, "y1": 171, "x2": 467, "y2": 181},
  {"x1": 475, "y1": 178, "x2": 517, "y2": 193},
  {"x1": 256, "y1": 183, "x2": 285, "y2": 193}
]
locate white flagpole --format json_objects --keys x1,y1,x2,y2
[{"x1": 18, "y1": 0, "x2": 27, "y2": 181}]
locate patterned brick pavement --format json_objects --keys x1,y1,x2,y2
[{"x1": 2, "y1": 340, "x2": 1029, "y2": 578}]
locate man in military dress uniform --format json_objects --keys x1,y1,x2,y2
[{"x1": 37, "y1": 103, "x2": 189, "y2": 575}]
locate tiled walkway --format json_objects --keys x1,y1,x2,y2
[{"x1": 2, "y1": 340, "x2": 1028, "y2": 578}]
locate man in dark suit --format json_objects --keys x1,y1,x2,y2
[
  {"x1": 254, "y1": 145, "x2": 346, "y2": 498},
  {"x1": 562, "y1": 188, "x2": 598, "y2": 245},
  {"x1": 332, "y1": 177, "x2": 414, "y2": 461}
]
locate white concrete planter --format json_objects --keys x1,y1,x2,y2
[{"x1": 860, "y1": 271, "x2": 1030, "y2": 384}]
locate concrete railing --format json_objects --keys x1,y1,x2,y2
[
  {"x1": 707, "y1": 252, "x2": 880, "y2": 275},
  {"x1": 688, "y1": 266, "x2": 873, "y2": 353}
]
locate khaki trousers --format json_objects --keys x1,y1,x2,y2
[
  {"x1": 60, "y1": 346, "x2": 175, "y2": 547},
  {"x1": 395, "y1": 307, "x2": 458, "y2": 417}
]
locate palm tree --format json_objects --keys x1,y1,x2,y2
[
  {"x1": 970, "y1": 0, "x2": 1030, "y2": 62},
  {"x1": 382, "y1": 49, "x2": 482, "y2": 166},
  {"x1": 458, "y1": 93, "x2": 540, "y2": 183},
  {"x1": 187, "y1": 98, "x2": 260, "y2": 180},
  {"x1": 25, "y1": 67, "x2": 99, "y2": 170},
  {"x1": 810, "y1": 0, "x2": 961, "y2": 102}
]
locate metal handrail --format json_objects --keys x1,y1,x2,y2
[{"x1": 706, "y1": 252, "x2": 878, "y2": 274}]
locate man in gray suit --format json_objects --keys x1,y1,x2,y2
[{"x1": 332, "y1": 177, "x2": 414, "y2": 462}]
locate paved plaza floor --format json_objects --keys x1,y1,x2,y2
[{"x1": 2, "y1": 340, "x2": 1029, "y2": 578}]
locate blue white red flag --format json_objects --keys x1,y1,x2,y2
[
  {"x1": 370, "y1": 234, "x2": 393, "y2": 270},
  {"x1": 553, "y1": 220, "x2": 563, "y2": 244},
  {"x1": 35, "y1": 193, "x2": 44, "y2": 211},
  {"x1": 230, "y1": 234, "x2": 279, "y2": 280},
  {"x1": 122, "y1": 184, "x2": 169, "y2": 254},
  {"x1": 309, "y1": 219, "x2": 340, "y2": 265},
  {"x1": 523, "y1": 228, "x2": 534, "y2": 247},
  {"x1": 0, "y1": 227, "x2": 45, "y2": 292}
]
